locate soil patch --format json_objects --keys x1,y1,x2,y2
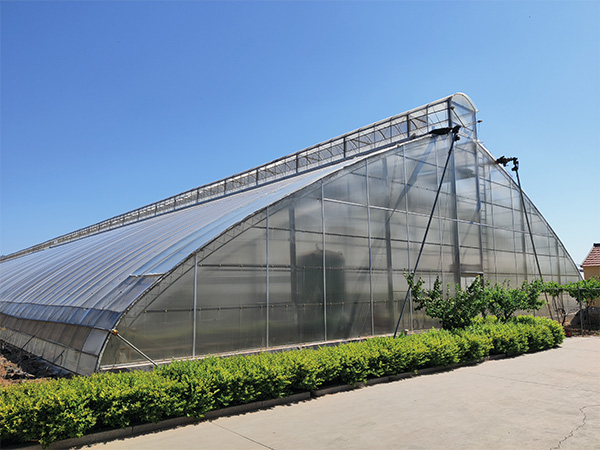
[{"x1": 0, "y1": 343, "x2": 70, "y2": 387}]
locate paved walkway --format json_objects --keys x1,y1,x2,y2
[{"x1": 85, "y1": 337, "x2": 600, "y2": 450}]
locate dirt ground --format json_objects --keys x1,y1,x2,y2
[{"x1": 0, "y1": 343, "x2": 71, "y2": 387}]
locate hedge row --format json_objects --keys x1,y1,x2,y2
[{"x1": 0, "y1": 316, "x2": 564, "y2": 447}]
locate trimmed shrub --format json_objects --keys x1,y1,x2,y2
[{"x1": 0, "y1": 316, "x2": 564, "y2": 447}]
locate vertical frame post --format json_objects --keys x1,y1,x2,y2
[
  {"x1": 321, "y1": 182, "x2": 328, "y2": 341},
  {"x1": 266, "y1": 209, "x2": 270, "y2": 347},
  {"x1": 192, "y1": 253, "x2": 198, "y2": 358},
  {"x1": 366, "y1": 160, "x2": 375, "y2": 336}
]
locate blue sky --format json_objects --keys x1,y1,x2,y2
[{"x1": 1, "y1": 1, "x2": 598, "y2": 265}]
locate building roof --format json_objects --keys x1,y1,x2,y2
[{"x1": 582, "y1": 243, "x2": 600, "y2": 267}]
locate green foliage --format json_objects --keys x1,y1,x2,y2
[
  {"x1": 407, "y1": 274, "x2": 486, "y2": 330},
  {"x1": 514, "y1": 315, "x2": 565, "y2": 346},
  {"x1": 553, "y1": 278, "x2": 600, "y2": 307},
  {"x1": 0, "y1": 316, "x2": 564, "y2": 448},
  {"x1": 467, "y1": 316, "x2": 563, "y2": 355},
  {"x1": 542, "y1": 281, "x2": 564, "y2": 298},
  {"x1": 487, "y1": 279, "x2": 545, "y2": 321},
  {"x1": 450, "y1": 328, "x2": 494, "y2": 361},
  {"x1": 407, "y1": 273, "x2": 547, "y2": 329},
  {"x1": 0, "y1": 378, "x2": 97, "y2": 447},
  {"x1": 86, "y1": 371, "x2": 188, "y2": 428}
]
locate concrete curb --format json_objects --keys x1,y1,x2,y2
[{"x1": 11, "y1": 355, "x2": 509, "y2": 450}]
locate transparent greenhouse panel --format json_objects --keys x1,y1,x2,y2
[
  {"x1": 406, "y1": 213, "x2": 444, "y2": 245},
  {"x1": 458, "y1": 221, "x2": 481, "y2": 249},
  {"x1": 371, "y1": 270, "x2": 402, "y2": 335},
  {"x1": 324, "y1": 235, "x2": 370, "y2": 270},
  {"x1": 456, "y1": 198, "x2": 479, "y2": 223},
  {"x1": 532, "y1": 234, "x2": 553, "y2": 256},
  {"x1": 404, "y1": 140, "x2": 439, "y2": 168},
  {"x1": 369, "y1": 178, "x2": 410, "y2": 212},
  {"x1": 292, "y1": 189, "x2": 323, "y2": 233},
  {"x1": 490, "y1": 182, "x2": 513, "y2": 208},
  {"x1": 268, "y1": 267, "x2": 324, "y2": 346},
  {"x1": 368, "y1": 153, "x2": 405, "y2": 185},
  {"x1": 267, "y1": 228, "x2": 294, "y2": 267},
  {"x1": 324, "y1": 201, "x2": 369, "y2": 238},
  {"x1": 326, "y1": 269, "x2": 371, "y2": 340},
  {"x1": 390, "y1": 238, "x2": 413, "y2": 270},
  {"x1": 460, "y1": 246, "x2": 483, "y2": 274},
  {"x1": 196, "y1": 306, "x2": 266, "y2": 355},
  {"x1": 195, "y1": 263, "x2": 267, "y2": 353},
  {"x1": 201, "y1": 224, "x2": 267, "y2": 267},
  {"x1": 82, "y1": 328, "x2": 109, "y2": 355},
  {"x1": 323, "y1": 167, "x2": 367, "y2": 204},
  {"x1": 370, "y1": 238, "x2": 393, "y2": 271},
  {"x1": 122, "y1": 310, "x2": 194, "y2": 362},
  {"x1": 406, "y1": 185, "x2": 437, "y2": 216},
  {"x1": 369, "y1": 208, "x2": 408, "y2": 241},
  {"x1": 494, "y1": 228, "x2": 516, "y2": 252},
  {"x1": 494, "y1": 250, "x2": 517, "y2": 274},
  {"x1": 196, "y1": 267, "x2": 267, "y2": 309}
]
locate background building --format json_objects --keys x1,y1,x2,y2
[
  {"x1": 0, "y1": 94, "x2": 581, "y2": 375},
  {"x1": 582, "y1": 243, "x2": 600, "y2": 307}
]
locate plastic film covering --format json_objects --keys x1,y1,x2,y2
[{"x1": 0, "y1": 165, "x2": 355, "y2": 374}]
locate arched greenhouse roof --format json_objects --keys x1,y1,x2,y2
[
  {"x1": 1, "y1": 93, "x2": 476, "y2": 329},
  {"x1": 0, "y1": 163, "x2": 352, "y2": 331}
]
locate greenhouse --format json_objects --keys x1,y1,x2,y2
[{"x1": 0, "y1": 93, "x2": 581, "y2": 375}]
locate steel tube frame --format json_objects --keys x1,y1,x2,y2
[
  {"x1": 366, "y1": 160, "x2": 375, "y2": 336},
  {"x1": 393, "y1": 131, "x2": 459, "y2": 338},
  {"x1": 111, "y1": 330, "x2": 158, "y2": 367},
  {"x1": 513, "y1": 165, "x2": 554, "y2": 320},
  {"x1": 266, "y1": 210, "x2": 270, "y2": 347},
  {"x1": 321, "y1": 182, "x2": 328, "y2": 341},
  {"x1": 193, "y1": 253, "x2": 198, "y2": 357}
]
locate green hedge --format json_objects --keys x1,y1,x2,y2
[{"x1": 0, "y1": 316, "x2": 564, "y2": 447}]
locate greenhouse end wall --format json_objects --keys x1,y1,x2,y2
[{"x1": 99, "y1": 134, "x2": 580, "y2": 369}]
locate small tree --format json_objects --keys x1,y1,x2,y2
[
  {"x1": 562, "y1": 278, "x2": 600, "y2": 308},
  {"x1": 559, "y1": 278, "x2": 600, "y2": 330},
  {"x1": 407, "y1": 274, "x2": 486, "y2": 330},
  {"x1": 406, "y1": 273, "x2": 547, "y2": 329},
  {"x1": 487, "y1": 279, "x2": 545, "y2": 322}
]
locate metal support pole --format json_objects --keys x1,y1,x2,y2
[
  {"x1": 17, "y1": 334, "x2": 36, "y2": 365},
  {"x1": 366, "y1": 160, "x2": 375, "y2": 336},
  {"x1": 497, "y1": 156, "x2": 554, "y2": 320},
  {"x1": 578, "y1": 288, "x2": 584, "y2": 335},
  {"x1": 266, "y1": 211, "x2": 270, "y2": 347},
  {"x1": 51, "y1": 349, "x2": 66, "y2": 367},
  {"x1": 110, "y1": 329, "x2": 158, "y2": 367},
  {"x1": 393, "y1": 127, "x2": 460, "y2": 337},
  {"x1": 513, "y1": 164, "x2": 553, "y2": 319},
  {"x1": 192, "y1": 254, "x2": 198, "y2": 357},
  {"x1": 321, "y1": 183, "x2": 328, "y2": 341}
]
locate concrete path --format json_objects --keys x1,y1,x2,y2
[{"x1": 85, "y1": 337, "x2": 600, "y2": 450}]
